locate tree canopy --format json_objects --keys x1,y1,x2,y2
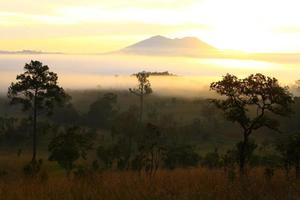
[
  {"x1": 210, "y1": 73, "x2": 293, "y2": 135},
  {"x1": 210, "y1": 73, "x2": 294, "y2": 173},
  {"x1": 8, "y1": 60, "x2": 69, "y2": 114}
]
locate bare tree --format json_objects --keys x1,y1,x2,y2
[{"x1": 129, "y1": 71, "x2": 152, "y2": 122}]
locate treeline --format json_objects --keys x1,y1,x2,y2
[
  {"x1": 131, "y1": 71, "x2": 176, "y2": 76},
  {"x1": 0, "y1": 60, "x2": 300, "y2": 180}
]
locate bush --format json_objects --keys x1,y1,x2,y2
[
  {"x1": 48, "y1": 127, "x2": 93, "y2": 176},
  {"x1": 202, "y1": 148, "x2": 221, "y2": 169},
  {"x1": 23, "y1": 159, "x2": 43, "y2": 177},
  {"x1": 164, "y1": 144, "x2": 200, "y2": 169}
]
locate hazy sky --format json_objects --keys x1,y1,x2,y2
[{"x1": 1, "y1": 0, "x2": 300, "y2": 53}]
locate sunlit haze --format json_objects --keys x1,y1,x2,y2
[
  {"x1": 1, "y1": 0, "x2": 300, "y2": 53},
  {"x1": 1, "y1": 0, "x2": 300, "y2": 95}
]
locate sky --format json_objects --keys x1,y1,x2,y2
[{"x1": 1, "y1": 0, "x2": 300, "y2": 54}]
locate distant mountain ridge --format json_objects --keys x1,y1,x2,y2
[
  {"x1": 119, "y1": 35, "x2": 217, "y2": 56},
  {"x1": 0, "y1": 50, "x2": 63, "y2": 55}
]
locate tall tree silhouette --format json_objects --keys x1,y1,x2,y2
[
  {"x1": 129, "y1": 71, "x2": 152, "y2": 122},
  {"x1": 210, "y1": 73, "x2": 293, "y2": 174},
  {"x1": 8, "y1": 60, "x2": 69, "y2": 164}
]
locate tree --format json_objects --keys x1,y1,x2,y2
[
  {"x1": 96, "y1": 144, "x2": 116, "y2": 169},
  {"x1": 111, "y1": 106, "x2": 140, "y2": 169},
  {"x1": 129, "y1": 71, "x2": 152, "y2": 122},
  {"x1": 0, "y1": 117, "x2": 16, "y2": 137},
  {"x1": 164, "y1": 144, "x2": 199, "y2": 169},
  {"x1": 48, "y1": 127, "x2": 93, "y2": 176},
  {"x1": 50, "y1": 103, "x2": 80, "y2": 125},
  {"x1": 7, "y1": 60, "x2": 69, "y2": 163},
  {"x1": 133, "y1": 123, "x2": 166, "y2": 176},
  {"x1": 202, "y1": 148, "x2": 221, "y2": 169},
  {"x1": 210, "y1": 73, "x2": 293, "y2": 173},
  {"x1": 235, "y1": 139, "x2": 257, "y2": 169},
  {"x1": 276, "y1": 132, "x2": 300, "y2": 178},
  {"x1": 0, "y1": 117, "x2": 31, "y2": 145},
  {"x1": 86, "y1": 93, "x2": 118, "y2": 128}
]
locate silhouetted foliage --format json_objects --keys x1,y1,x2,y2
[
  {"x1": 109, "y1": 106, "x2": 141, "y2": 169},
  {"x1": 1, "y1": 118, "x2": 31, "y2": 145},
  {"x1": 132, "y1": 71, "x2": 176, "y2": 76},
  {"x1": 129, "y1": 71, "x2": 152, "y2": 122},
  {"x1": 0, "y1": 116, "x2": 53, "y2": 146},
  {"x1": 86, "y1": 93, "x2": 118, "y2": 129},
  {"x1": 133, "y1": 123, "x2": 166, "y2": 176},
  {"x1": 96, "y1": 144, "x2": 117, "y2": 169},
  {"x1": 50, "y1": 103, "x2": 80, "y2": 125},
  {"x1": 7, "y1": 60, "x2": 70, "y2": 164},
  {"x1": 202, "y1": 148, "x2": 221, "y2": 169},
  {"x1": 23, "y1": 159, "x2": 43, "y2": 177},
  {"x1": 164, "y1": 144, "x2": 200, "y2": 169},
  {"x1": 276, "y1": 132, "x2": 300, "y2": 178},
  {"x1": 48, "y1": 127, "x2": 93, "y2": 176},
  {"x1": 221, "y1": 149, "x2": 237, "y2": 181},
  {"x1": 221, "y1": 149, "x2": 235, "y2": 166},
  {"x1": 112, "y1": 105, "x2": 140, "y2": 138},
  {"x1": 210, "y1": 73, "x2": 294, "y2": 173},
  {"x1": 236, "y1": 139, "x2": 257, "y2": 169}
]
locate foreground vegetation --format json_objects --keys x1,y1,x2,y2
[{"x1": 0, "y1": 165, "x2": 299, "y2": 200}]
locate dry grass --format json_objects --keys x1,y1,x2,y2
[{"x1": 0, "y1": 167, "x2": 299, "y2": 200}]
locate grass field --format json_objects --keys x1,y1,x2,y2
[
  {"x1": 0, "y1": 152, "x2": 299, "y2": 200},
  {"x1": 0, "y1": 167, "x2": 299, "y2": 200}
]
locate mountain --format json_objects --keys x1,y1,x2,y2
[
  {"x1": 119, "y1": 35, "x2": 217, "y2": 56},
  {"x1": 0, "y1": 50, "x2": 63, "y2": 55}
]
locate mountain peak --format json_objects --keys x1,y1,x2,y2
[
  {"x1": 121, "y1": 35, "x2": 216, "y2": 56},
  {"x1": 149, "y1": 35, "x2": 169, "y2": 40}
]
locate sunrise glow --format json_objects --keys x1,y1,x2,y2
[{"x1": 1, "y1": 0, "x2": 300, "y2": 53}]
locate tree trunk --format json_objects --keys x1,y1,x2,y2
[
  {"x1": 296, "y1": 161, "x2": 300, "y2": 179},
  {"x1": 32, "y1": 93, "x2": 37, "y2": 163},
  {"x1": 140, "y1": 94, "x2": 144, "y2": 123},
  {"x1": 239, "y1": 131, "x2": 249, "y2": 175}
]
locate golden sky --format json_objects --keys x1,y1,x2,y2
[{"x1": 1, "y1": 0, "x2": 300, "y2": 53}]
